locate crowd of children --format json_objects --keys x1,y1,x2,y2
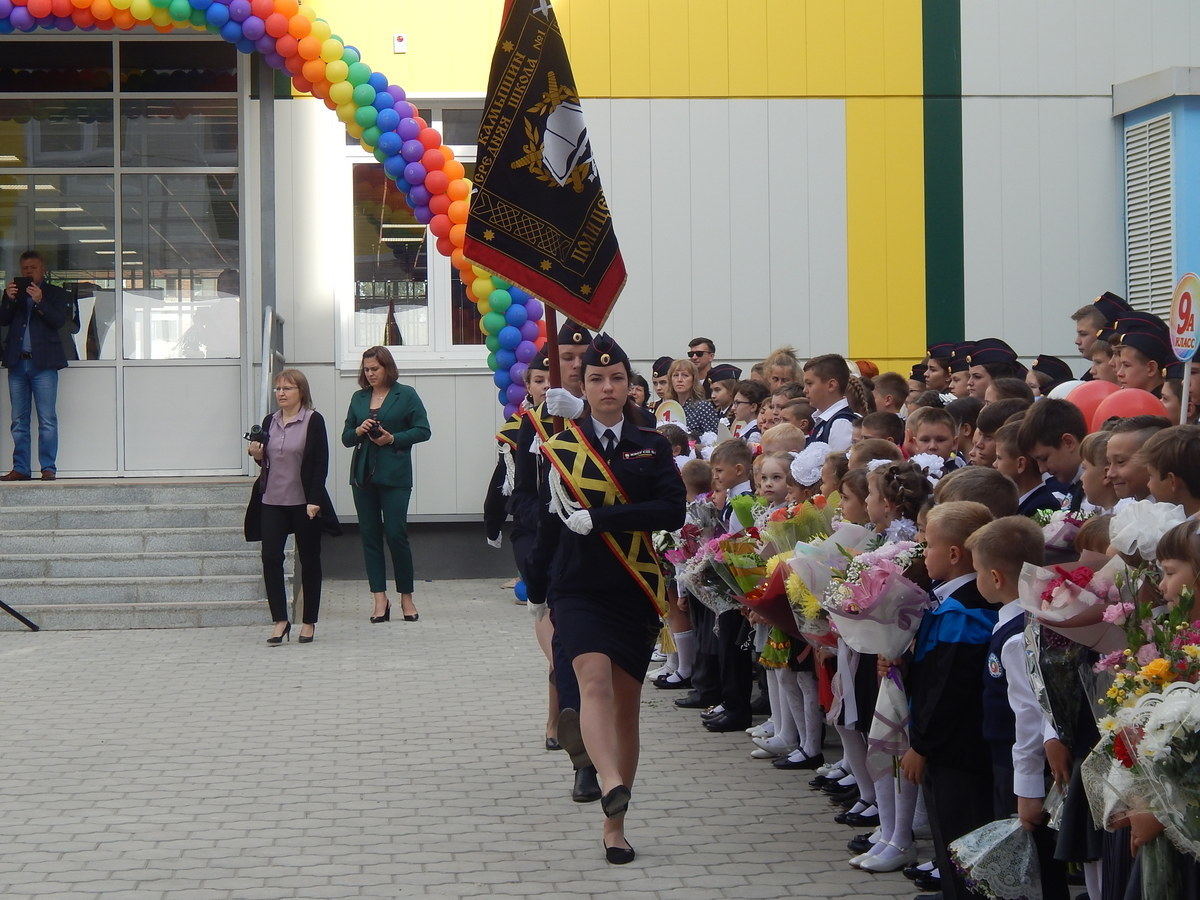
[{"x1": 631, "y1": 294, "x2": 1200, "y2": 900}]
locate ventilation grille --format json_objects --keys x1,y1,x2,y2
[{"x1": 1124, "y1": 113, "x2": 1175, "y2": 318}]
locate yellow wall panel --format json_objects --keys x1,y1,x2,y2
[
  {"x1": 688, "y1": 0, "x2": 731, "y2": 96},
  {"x1": 728, "y1": 1, "x2": 769, "y2": 97},
  {"x1": 882, "y1": 0, "x2": 924, "y2": 94},
  {"x1": 844, "y1": 0, "x2": 886, "y2": 97},
  {"x1": 765, "y1": 0, "x2": 806, "y2": 96},
  {"x1": 845, "y1": 98, "x2": 925, "y2": 360},
  {"x1": 647, "y1": 0, "x2": 692, "y2": 96},
  {"x1": 559, "y1": 0, "x2": 613, "y2": 97},
  {"x1": 805, "y1": 1, "x2": 846, "y2": 96},
  {"x1": 605, "y1": 0, "x2": 652, "y2": 98}
]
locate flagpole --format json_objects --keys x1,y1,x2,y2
[{"x1": 545, "y1": 306, "x2": 563, "y2": 433}]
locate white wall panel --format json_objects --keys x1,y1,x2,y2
[
  {"x1": 766, "y1": 99, "x2": 812, "y2": 355},
  {"x1": 647, "y1": 101, "x2": 694, "y2": 360},
  {"x1": 802, "y1": 100, "x2": 848, "y2": 357},
  {"x1": 961, "y1": 98, "x2": 1005, "y2": 338},
  {"x1": 689, "y1": 100, "x2": 733, "y2": 356},
  {"x1": 727, "y1": 99, "x2": 771, "y2": 361}
]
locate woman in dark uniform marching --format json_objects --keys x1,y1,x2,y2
[{"x1": 525, "y1": 334, "x2": 685, "y2": 864}]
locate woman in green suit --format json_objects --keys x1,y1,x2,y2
[{"x1": 342, "y1": 346, "x2": 431, "y2": 622}]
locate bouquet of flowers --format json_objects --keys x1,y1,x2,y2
[
  {"x1": 949, "y1": 816, "x2": 1046, "y2": 900},
  {"x1": 821, "y1": 540, "x2": 932, "y2": 771},
  {"x1": 728, "y1": 493, "x2": 770, "y2": 532},
  {"x1": 1017, "y1": 555, "x2": 1126, "y2": 652},
  {"x1": 786, "y1": 522, "x2": 875, "y2": 648},
  {"x1": 666, "y1": 499, "x2": 742, "y2": 617},
  {"x1": 759, "y1": 495, "x2": 836, "y2": 559},
  {"x1": 1033, "y1": 507, "x2": 1096, "y2": 553},
  {"x1": 709, "y1": 531, "x2": 767, "y2": 599}
]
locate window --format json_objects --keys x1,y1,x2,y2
[{"x1": 346, "y1": 102, "x2": 486, "y2": 365}]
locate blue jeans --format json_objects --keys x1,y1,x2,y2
[{"x1": 8, "y1": 358, "x2": 59, "y2": 475}]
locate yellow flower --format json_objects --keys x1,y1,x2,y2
[
  {"x1": 1139, "y1": 658, "x2": 1174, "y2": 684},
  {"x1": 1183, "y1": 645, "x2": 1200, "y2": 660}
]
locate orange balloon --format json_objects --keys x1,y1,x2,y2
[
  {"x1": 449, "y1": 223, "x2": 466, "y2": 246},
  {"x1": 71, "y1": 0, "x2": 91, "y2": 8},
  {"x1": 28, "y1": 0, "x2": 53, "y2": 18},
  {"x1": 440, "y1": 146, "x2": 455, "y2": 162},
  {"x1": 451, "y1": 248, "x2": 466, "y2": 270},
  {"x1": 310, "y1": 79, "x2": 332, "y2": 101},
  {"x1": 287, "y1": 13, "x2": 312, "y2": 38},
  {"x1": 447, "y1": 179, "x2": 470, "y2": 202},
  {"x1": 297, "y1": 35, "x2": 323, "y2": 60},
  {"x1": 92, "y1": 0, "x2": 115, "y2": 20},
  {"x1": 301, "y1": 57, "x2": 326, "y2": 82},
  {"x1": 446, "y1": 200, "x2": 468, "y2": 225},
  {"x1": 113, "y1": 8, "x2": 135, "y2": 27},
  {"x1": 274, "y1": 0, "x2": 299, "y2": 15},
  {"x1": 50, "y1": 0, "x2": 72, "y2": 16},
  {"x1": 444, "y1": 160, "x2": 465, "y2": 182}
]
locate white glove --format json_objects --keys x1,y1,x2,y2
[
  {"x1": 528, "y1": 601, "x2": 549, "y2": 621},
  {"x1": 544, "y1": 387, "x2": 585, "y2": 418},
  {"x1": 565, "y1": 509, "x2": 593, "y2": 535},
  {"x1": 486, "y1": 535, "x2": 502, "y2": 549}
]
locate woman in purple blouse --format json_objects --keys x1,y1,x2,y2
[{"x1": 244, "y1": 368, "x2": 340, "y2": 645}]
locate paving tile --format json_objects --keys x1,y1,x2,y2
[{"x1": 0, "y1": 579, "x2": 918, "y2": 899}]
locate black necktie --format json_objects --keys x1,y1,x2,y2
[{"x1": 602, "y1": 428, "x2": 616, "y2": 456}]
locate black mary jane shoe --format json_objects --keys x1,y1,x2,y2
[
  {"x1": 600, "y1": 784, "x2": 631, "y2": 818},
  {"x1": 545, "y1": 737, "x2": 562, "y2": 751},
  {"x1": 604, "y1": 839, "x2": 635, "y2": 865}
]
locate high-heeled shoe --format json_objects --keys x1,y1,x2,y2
[
  {"x1": 603, "y1": 839, "x2": 635, "y2": 865},
  {"x1": 370, "y1": 603, "x2": 390, "y2": 624},
  {"x1": 266, "y1": 622, "x2": 290, "y2": 645},
  {"x1": 298, "y1": 626, "x2": 315, "y2": 644},
  {"x1": 403, "y1": 611, "x2": 419, "y2": 622},
  {"x1": 600, "y1": 784, "x2": 631, "y2": 818}
]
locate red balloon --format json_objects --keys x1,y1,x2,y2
[
  {"x1": 1090, "y1": 388, "x2": 1169, "y2": 431},
  {"x1": 428, "y1": 214, "x2": 452, "y2": 239},
  {"x1": 264, "y1": 13, "x2": 290, "y2": 37},
  {"x1": 275, "y1": 34, "x2": 298, "y2": 57},
  {"x1": 284, "y1": 53, "x2": 306, "y2": 76},
  {"x1": 428, "y1": 193, "x2": 451, "y2": 217},
  {"x1": 418, "y1": 127, "x2": 441, "y2": 150},
  {"x1": 250, "y1": 0, "x2": 275, "y2": 17},
  {"x1": 1067, "y1": 380, "x2": 1120, "y2": 431},
  {"x1": 291, "y1": 74, "x2": 313, "y2": 95},
  {"x1": 51, "y1": 0, "x2": 72, "y2": 16},
  {"x1": 435, "y1": 236, "x2": 454, "y2": 257},
  {"x1": 27, "y1": 0, "x2": 52, "y2": 18},
  {"x1": 424, "y1": 170, "x2": 450, "y2": 197},
  {"x1": 420, "y1": 148, "x2": 444, "y2": 172}
]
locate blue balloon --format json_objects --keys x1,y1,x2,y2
[
  {"x1": 498, "y1": 325, "x2": 523, "y2": 351},
  {"x1": 504, "y1": 304, "x2": 528, "y2": 327},
  {"x1": 497, "y1": 388, "x2": 509, "y2": 406},
  {"x1": 205, "y1": 3, "x2": 230, "y2": 27},
  {"x1": 493, "y1": 370, "x2": 512, "y2": 390},
  {"x1": 383, "y1": 155, "x2": 406, "y2": 178},
  {"x1": 508, "y1": 286, "x2": 529, "y2": 305},
  {"x1": 372, "y1": 92, "x2": 395, "y2": 111},
  {"x1": 495, "y1": 348, "x2": 517, "y2": 370},
  {"x1": 236, "y1": 37, "x2": 256, "y2": 54},
  {"x1": 367, "y1": 72, "x2": 389, "y2": 92},
  {"x1": 514, "y1": 580, "x2": 528, "y2": 602},
  {"x1": 192, "y1": 0, "x2": 213, "y2": 8},
  {"x1": 377, "y1": 131, "x2": 401, "y2": 155},
  {"x1": 376, "y1": 108, "x2": 400, "y2": 133}
]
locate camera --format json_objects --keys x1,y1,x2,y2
[
  {"x1": 243, "y1": 424, "x2": 265, "y2": 444},
  {"x1": 366, "y1": 422, "x2": 384, "y2": 440}
]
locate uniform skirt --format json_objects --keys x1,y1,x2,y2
[{"x1": 551, "y1": 589, "x2": 663, "y2": 681}]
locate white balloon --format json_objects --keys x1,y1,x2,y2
[{"x1": 1048, "y1": 380, "x2": 1085, "y2": 400}]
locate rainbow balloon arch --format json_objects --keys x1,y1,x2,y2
[{"x1": 0, "y1": 0, "x2": 543, "y2": 417}]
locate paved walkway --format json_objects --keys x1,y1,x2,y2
[{"x1": 0, "y1": 580, "x2": 915, "y2": 900}]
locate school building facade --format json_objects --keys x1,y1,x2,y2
[{"x1": 0, "y1": 1, "x2": 1196, "y2": 520}]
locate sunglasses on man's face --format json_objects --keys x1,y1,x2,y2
[{"x1": 687, "y1": 350, "x2": 710, "y2": 358}]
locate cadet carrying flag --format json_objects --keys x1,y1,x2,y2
[{"x1": 464, "y1": 0, "x2": 625, "y2": 332}]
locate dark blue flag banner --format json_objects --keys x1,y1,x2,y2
[{"x1": 464, "y1": 0, "x2": 625, "y2": 332}]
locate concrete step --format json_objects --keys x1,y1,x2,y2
[
  {"x1": 0, "y1": 549, "x2": 263, "y2": 579},
  {"x1": 0, "y1": 600, "x2": 268, "y2": 631},
  {"x1": 0, "y1": 477, "x2": 254, "y2": 508},
  {"x1": 0, "y1": 503, "x2": 247, "y2": 531},
  {"x1": 0, "y1": 574, "x2": 265, "y2": 606},
  {"x1": 0, "y1": 526, "x2": 251, "y2": 554}
]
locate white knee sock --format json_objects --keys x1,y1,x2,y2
[
  {"x1": 1084, "y1": 860, "x2": 1101, "y2": 900},
  {"x1": 873, "y1": 772, "x2": 919, "y2": 848},
  {"x1": 796, "y1": 670, "x2": 823, "y2": 757},
  {"x1": 770, "y1": 669, "x2": 799, "y2": 747},
  {"x1": 672, "y1": 629, "x2": 696, "y2": 679}
]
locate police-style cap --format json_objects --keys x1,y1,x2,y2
[
  {"x1": 1032, "y1": 354, "x2": 1073, "y2": 385},
  {"x1": 557, "y1": 320, "x2": 592, "y2": 346},
  {"x1": 971, "y1": 337, "x2": 1019, "y2": 357},
  {"x1": 708, "y1": 362, "x2": 742, "y2": 382},
  {"x1": 966, "y1": 346, "x2": 1019, "y2": 369},
  {"x1": 651, "y1": 355, "x2": 673, "y2": 378},
  {"x1": 1165, "y1": 360, "x2": 1186, "y2": 380},
  {"x1": 948, "y1": 342, "x2": 976, "y2": 373},
  {"x1": 1115, "y1": 326, "x2": 1174, "y2": 367},
  {"x1": 926, "y1": 342, "x2": 956, "y2": 361},
  {"x1": 583, "y1": 333, "x2": 629, "y2": 369},
  {"x1": 1113, "y1": 309, "x2": 1168, "y2": 334},
  {"x1": 910, "y1": 363, "x2": 926, "y2": 381},
  {"x1": 528, "y1": 350, "x2": 550, "y2": 372},
  {"x1": 1093, "y1": 291, "x2": 1132, "y2": 323}
]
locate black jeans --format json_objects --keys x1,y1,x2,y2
[{"x1": 260, "y1": 503, "x2": 323, "y2": 624}]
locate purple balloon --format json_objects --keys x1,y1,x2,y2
[
  {"x1": 400, "y1": 139, "x2": 424, "y2": 162},
  {"x1": 503, "y1": 402, "x2": 519, "y2": 418},
  {"x1": 519, "y1": 321, "x2": 539, "y2": 342},
  {"x1": 524, "y1": 298, "x2": 543, "y2": 320},
  {"x1": 413, "y1": 205, "x2": 432, "y2": 225},
  {"x1": 397, "y1": 117, "x2": 421, "y2": 141},
  {"x1": 508, "y1": 362, "x2": 528, "y2": 384},
  {"x1": 228, "y1": 0, "x2": 251, "y2": 22},
  {"x1": 505, "y1": 383, "x2": 526, "y2": 406},
  {"x1": 515, "y1": 340, "x2": 539, "y2": 364},
  {"x1": 386, "y1": 85, "x2": 407, "y2": 103},
  {"x1": 55, "y1": 17, "x2": 74, "y2": 31},
  {"x1": 408, "y1": 184, "x2": 431, "y2": 207},
  {"x1": 241, "y1": 15, "x2": 265, "y2": 40},
  {"x1": 263, "y1": 51, "x2": 285, "y2": 70},
  {"x1": 254, "y1": 32, "x2": 275, "y2": 54},
  {"x1": 10, "y1": 8, "x2": 33, "y2": 30},
  {"x1": 0, "y1": 1, "x2": 14, "y2": 17},
  {"x1": 403, "y1": 162, "x2": 427, "y2": 186}
]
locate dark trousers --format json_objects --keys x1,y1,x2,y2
[
  {"x1": 260, "y1": 503, "x2": 323, "y2": 624},
  {"x1": 923, "y1": 762, "x2": 994, "y2": 900},
  {"x1": 351, "y1": 484, "x2": 413, "y2": 593},
  {"x1": 686, "y1": 594, "x2": 721, "y2": 704},
  {"x1": 715, "y1": 609, "x2": 752, "y2": 719}
]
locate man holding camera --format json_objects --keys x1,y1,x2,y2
[{"x1": 0, "y1": 251, "x2": 69, "y2": 481}]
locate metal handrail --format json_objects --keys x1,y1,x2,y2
[{"x1": 258, "y1": 305, "x2": 285, "y2": 419}]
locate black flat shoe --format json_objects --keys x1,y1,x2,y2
[
  {"x1": 847, "y1": 833, "x2": 875, "y2": 854},
  {"x1": 571, "y1": 766, "x2": 601, "y2": 803},
  {"x1": 843, "y1": 811, "x2": 880, "y2": 827},
  {"x1": 370, "y1": 603, "x2": 391, "y2": 624},
  {"x1": 545, "y1": 737, "x2": 561, "y2": 751},
  {"x1": 604, "y1": 839, "x2": 635, "y2": 865},
  {"x1": 914, "y1": 873, "x2": 942, "y2": 891},
  {"x1": 600, "y1": 784, "x2": 631, "y2": 818},
  {"x1": 266, "y1": 622, "x2": 290, "y2": 645},
  {"x1": 673, "y1": 694, "x2": 712, "y2": 709}
]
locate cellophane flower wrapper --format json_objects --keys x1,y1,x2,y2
[
  {"x1": 760, "y1": 497, "x2": 835, "y2": 559},
  {"x1": 1033, "y1": 507, "x2": 1096, "y2": 553},
  {"x1": 949, "y1": 817, "x2": 1043, "y2": 900},
  {"x1": 785, "y1": 523, "x2": 875, "y2": 649},
  {"x1": 741, "y1": 555, "x2": 805, "y2": 639},
  {"x1": 1131, "y1": 682, "x2": 1200, "y2": 862},
  {"x1": 1017, "y1": 557, "x2": 1128, "y2": 652}
]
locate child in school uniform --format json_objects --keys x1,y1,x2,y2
[
  {"x1": 992, "y1": 422, "x2": 1061, "y2": 517},
  {"x1": 1105, "y1": 415, "x2": 1172, "y2": 503},
  {"x1": 1078, "y1": 431, "x2": 1118, "y2": 512},
  {"x1": 970, "y1": 398, "x2": 1030, "y2": 469},
  {"x1": 802, "y1": 354, "x2": 860, "y2": 451},
  {"x1": 1140, "y1": 424, "x2": 1200, "y2": 517},
  {"x1": 1017, "y1": 399, "x2": 1088, "y2": 509},
  {"x1": 967, "y1": 516, "x2": 1070, "y2": 900},
  {"x1": 906, "y1": 406, "x2": 961, "y2": 469},
  {"x1": 900, "y1": 500, "x2": 1000, "y2": 900}
]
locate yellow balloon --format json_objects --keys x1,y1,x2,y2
[
  {"x1": 328, "y1": 80, "x2": 353, "y2": 104},
  {"x1": 296, "y1": 4, "x2": 316, "y2": 22},
  {"x1": 479, "y1": 319, "x2": 489, "y2": 336},
  {"x1": 130, "y1": 0, "x2": 152, "y2": 19},
  {"x1": 310, "y1": 20, "x2": 332, "y2": 42},
  {"x1": 320, "y1": 38, "x2": 344, "y2": 64},
  {"x1": 471, "y1": 278, "x2": 492, "y2": 301},
  {"x1": 335, "y1": 103, "x2": 356, "y2": 124},
  {"x1": 150, "y1": 7, "x2": 171, "y2": 25},
  {"x1": 110, "y1": 0, "x2": 132, "y2": 9},
  {"x1": 346, "y1": 122, "x2": 364, "y2": 140},
  {"x1": 476, "y1": 298, "x2": 491, "y2": 316},
  {"x1": 472, "y1": 265, "x2": 490, "y2": 280}
]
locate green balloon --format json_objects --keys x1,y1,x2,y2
[
  {"x1": 354, "y1": 106, "x2": 378, "y2": 128},
  {"x1": 342, "y1": 47, "x2": 361, "y2": 65},
  {"x1": 347, "y1": 62, "x2": 372, "y2": 86},
  {"x1": 485, "y1": 334, "x2": 501, "y2": 353},
  {"x1": 361, "y1": 125, "x2": 381, "y2": 147},
  {"x1": 488, "y1": 290, "x2": 512, "y2": 314},
  {"x1": 168, "y1": 0, "x2": 191, "y2": 19},
  {"x1": 373, "y1": 146, "x2": 388, "y2": 163},
  {"x1": 482, "y1": 312, "x2": 506, "y2": 334},
  {"x1": 351, "y1": 84, "x2": 376, "y2": 107},
  {"x1": 189, "y1": 8, "x2": 206, "y2": 27},
  {"x1": 487, "y1": 352, "x2": 498, "y2": 371},
  {"x1": 150, "y1": 0, "x2": 171, "y2": 8},
  {"x1": 492, "y1": 277, "x2": 511, "y2": 290}
]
